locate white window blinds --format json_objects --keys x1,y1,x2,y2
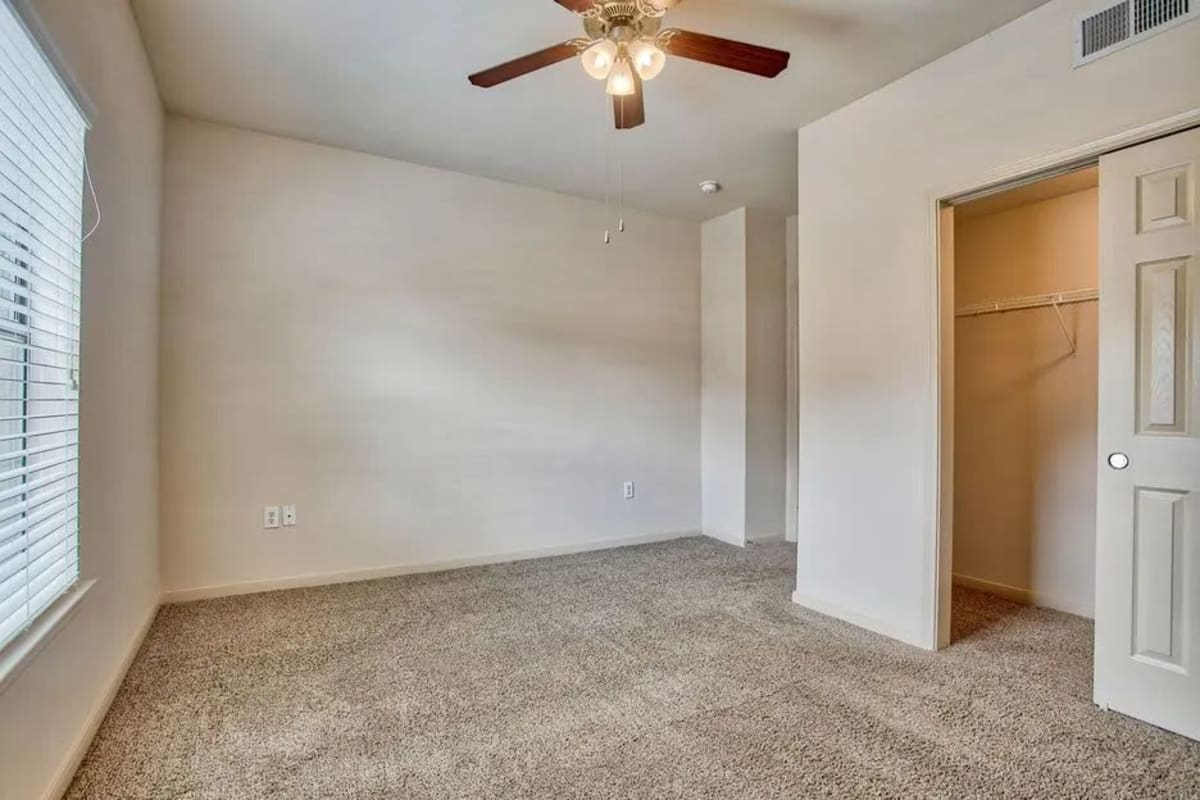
[{"x1": 0, "y1": 0, "x2": 87, "y2": 651}]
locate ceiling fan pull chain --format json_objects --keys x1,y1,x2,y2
[
  {"x1": 618, "y1": 136, "x2": 625, "y2": 233},
  {"x1": 603, "y1": 90, "x2": 613, "y2": 245},
  {"x1": 615, "y1": 92, "x2": 625, "y2": 234}
]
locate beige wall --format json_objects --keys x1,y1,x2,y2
[
  {"x1": 700, "y1": 208, "x2": 787, "y2": 546},
  {"x1": 793, "y1": 0, "x2": 1200, "y2": 647},
  {"x1": 954, "y1": 187, "x2": 1098, "y2": 618},
  {"x1": 700, "y1": 209, "x2": 747, "y2": 545},
  {"x1": 159, "y1": 118, "x2": 701, "y2": 596},
  {"x1": 744, "y1": 210, "x2": 787, "y2": 542},
  {"x1": 785, "y1": 215, "x2": 799, "y2": 544},
  {"x1": 0, "y1": 1, "x2": 163, "y2": 798}
]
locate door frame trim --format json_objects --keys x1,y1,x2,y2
[{"x1": 928, "y1": 107, "x2": 1200, "y2": 651}]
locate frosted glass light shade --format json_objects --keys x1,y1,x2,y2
[
  {"x1": 581, "y1": 39, "x2": 618, "y2": 80},
  {"x1": 629, "y1": 40, "x2": 665, "y2": 80},
  {"x1": 606, "y1": 58, "x2": 636, "y2": 96}
]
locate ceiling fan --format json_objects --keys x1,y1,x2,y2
[{"x1": 468, "y1": 0, "x2": 791, "y2": 131}]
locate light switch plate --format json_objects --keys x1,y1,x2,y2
[
  {"x1": 263, "y1": 505, "x2": 280, "y2": 529},
  {"x1": 282, "y1": 504, "x2": 297, "y2": 527},
  {"x1": 623, "y1": 481, "x2": 635, "y2": 500}
]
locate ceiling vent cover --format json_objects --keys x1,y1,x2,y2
[{"x1": 1075, "y1": 0, "x2": 1195, "y2": 65}]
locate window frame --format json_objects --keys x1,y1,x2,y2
[{"x1": 0, "y1": 0, "x2": 95, "y2": 690}]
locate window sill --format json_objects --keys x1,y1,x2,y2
[{"x1": 0, "y1": 579, "x2": 95, "y2": 695}]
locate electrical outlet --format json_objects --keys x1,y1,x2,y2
[
  {"x1": 623, "y1": 481, "x2": 635, "y2": 500},
  {"x1": 263, "y1": 505, "x2": 280, "y2": 529},
  {"x1": 282, "y1": 504, "x2": 297, "y2": 527}
]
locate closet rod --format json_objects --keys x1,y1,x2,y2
[{"x1": 955, "y1": 288, "x2": 1098, "y2": 318}]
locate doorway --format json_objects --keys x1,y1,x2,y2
[
  {"x1": 946, "y1": 168, "x2": 1099, "y2": 641},
  {"x1": 934, "y1": 123, "x2": 1200, "y2": 740}
]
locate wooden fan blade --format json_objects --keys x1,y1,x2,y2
[
  {"x1": 660, "y1": 29, "x2": 790, "y2": 78},
  {"x1": 468, "y1": 42, "x2": 581, "y2": 88},
  {"x1": 613, "y1": 73, "x2": 645, "y2": 130},
  {"x1": 554, "y1": 0, "x2": 595, "y2": 11}
]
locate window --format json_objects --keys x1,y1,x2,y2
[{"x1": 0, "y1": 0, "x2": 88, "y2": 651}]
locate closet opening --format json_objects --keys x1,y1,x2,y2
[{"x1": 945, "y1": 165, "x2": 1100, "y2": 642}]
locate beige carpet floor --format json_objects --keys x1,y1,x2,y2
[{"x1": 66, "y1": 538, "x2": 1200, "y2": 799}]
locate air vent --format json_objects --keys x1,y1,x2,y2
[
  {"x1": 1081, "y1": 2, "x2": 1130, "y2": 58},
  {"x1": 1134, "y1": 0, "x2": 1191, "y2": 32},
  {"x1": 1075, "y1": 0, "x2": 1196, "y2": 65}
]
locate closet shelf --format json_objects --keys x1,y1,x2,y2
[
  {"x1": 956, "y1": 287, "x2": 1097, "y2": 355},
  {"x1": 954, "y1": 288, "x2": 1098, "y2": 318}
]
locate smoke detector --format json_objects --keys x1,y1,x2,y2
[{"x1": 699, "y1": 180, "x2": 722, "y2": 195}]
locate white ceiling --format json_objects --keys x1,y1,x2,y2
[{"x1": 131, "y1": 0, "x2": 1049, "y2": 220}]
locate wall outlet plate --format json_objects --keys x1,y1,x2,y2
[
  {"x1": 282, "y1": 504, "x2": 296, "y2": 526},
  {"x1": 264, "y1": 505, "x2": 280, "y2": 529},
  {"x1": 623, "y1": 481, "x2": 635, "y2": 500}
]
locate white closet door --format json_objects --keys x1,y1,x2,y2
[{"x1": 1094, "y1": 127, "x2": 1200, "y2": 740}]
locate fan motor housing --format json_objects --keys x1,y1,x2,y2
[{"x1": 583, "y1": 2, "x2": 663, "y2": 40}]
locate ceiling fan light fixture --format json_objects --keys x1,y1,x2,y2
[
  {"x1": 606, "y1": 57, "x2": 636, "y2": 96},
  {"x1": 581, "y1": 39, "x2": 618, "y2": 80},
  {"x1": 629, "y1": 39, "x2": 666, "y2": 80},
  {"x1": 467, "y1": 0, "x2": 793, "y2": 132}
]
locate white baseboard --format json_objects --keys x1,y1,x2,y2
[
  {"x1": 42, "y1": 600, "x2": 158, "y2": 800},
  {"x1": 747, "y1": 532, "x2": 787, "y2": 544},
  {"x1": 791, "y1": 589, "x2": 930, "y2": 650},
  {"x1": 952, "y1": 573, "x2": 1093, "y2": 619},
  {"x1": 162, "y1": 530, "x2": 699, "y2": 604},
  {"x1": 701, "y1": 529, "x2": 745, "y2": 548}
]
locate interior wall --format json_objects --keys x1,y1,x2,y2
[
  {"x1": 954, "y1": 186, "x2": 1098, "y2": 618},
  {"x1": 785, "y1": 215, "x2": 799, "y2": 544},
  {"x1": 0, "y1": 1, "x2": 163, "y2": 798},
  {"x1": 793, "y1": 0, "x2": 1200, "y2": 648},
  {"x1": 159, "y1": 117, "x2": 701, "y2": 596},
  {"x1": 700, "y1": 209, "x2": 747, "y2": 545},
  {"x1": 744, "y1": 210, "x2": 787, "y2": 542},
  {"x1": 700, "y1": 208, "x2": 787, "y2": 546}
]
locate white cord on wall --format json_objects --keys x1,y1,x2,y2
[{"x1": 82, "y1": 153, "x2": 100, "y2": 242}]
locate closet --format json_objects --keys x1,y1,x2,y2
[{"x1": 951, "y1": 167, "x2": 1099, "y2": 628}]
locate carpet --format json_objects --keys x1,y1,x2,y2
[{"x1": 65, "y1": 538, "x2": 1200, "y2": 799}]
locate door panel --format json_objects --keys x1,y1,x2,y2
[
  {"x1": 1137, "y1": 259, "x2": 1190, "y2": 435},
  {"x1": 1132, "y1": 487, "x2": 1185, "y2": 669},
  {"x1": 1096, "y1": 127, "x2": 1200, "y2": 740}
]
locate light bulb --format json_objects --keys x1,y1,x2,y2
[
  {"x1": 580, "y1": 39, "x2": 618, "y2": 80},
  {"x1": 629, "y1": 40, "x2": 665, "y2": 80},
  {"x1": 606, "y1": 58, "x2": 636, "y2": 96}
]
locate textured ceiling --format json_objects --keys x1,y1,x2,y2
[{"x1": 132, "y1": 0, "x2": 1050, "y2": 220}]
